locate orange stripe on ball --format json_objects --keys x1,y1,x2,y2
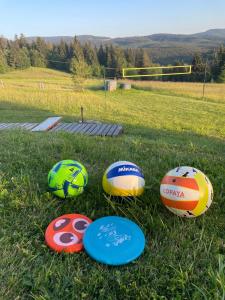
[
  {"x1": 161, "y1": 176, "x2": 199, "y2": 191},
  {"x1": 161, "y1": 197, "x2": 198, "y2": 210}
]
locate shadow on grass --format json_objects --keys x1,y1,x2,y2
[
  {"x1": 0, "y1": 100, "x2": 83, "y2": 123},
  {"x1": 86, "y1": 84, "x2": 105, "y2": 91},
  {"x1": 0, "y1": 98, "x2": 225, "y2": 154},
  {"x1": 0, "y1": 101, "x2": 53, "y2": 123},
  {"x1": 1, "y1": 98, "x2": 225, "y2": 204}
]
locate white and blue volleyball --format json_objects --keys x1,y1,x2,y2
[{"x1": 102, "y1": 161, "x2": 145, "y2": 197}]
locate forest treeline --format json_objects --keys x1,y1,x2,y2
[{"x1": 0, "y1": 34, "x2": 225, "y2": 82}]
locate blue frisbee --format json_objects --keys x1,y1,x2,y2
[{"x1": 83, "y1": 216, "x2": 145, "y2": 266}]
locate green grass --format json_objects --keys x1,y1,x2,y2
[{"x1": 0, "y1": 68, "x2": 225, "y2": 299}]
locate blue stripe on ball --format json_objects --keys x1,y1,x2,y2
[
  {"x1": 71, "y1": 170, "x2": 81, "y2": 178},
  {"x1": 48, "y1": 186, "x2": 62, "y2": 192},
  {"x1": 70, "y1": 183, "x2": 81, "y2": 189},
  {"x1": 83, "y1": 174, "x2": 87, "y2": 186},
  {"x1": 53, "y1": 162, "x2": 62, "y2": 173},
  {"x1": 48, "y1": 174, "x2": 53, "y2": 185},
  {"x1": 107, "y1": 164, "x2": 144, "y2": 179},
  {"x1": 63, "y1": 180, "x2": 70, "y2": 197}
]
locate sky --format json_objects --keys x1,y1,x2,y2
[{"x1": 0, "y1": 0, "x2": 225, "y2": 39}]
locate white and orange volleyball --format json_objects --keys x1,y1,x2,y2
[
  {"x1": 160, "y1": 166, "x2": 213, "y2": 217},
  {"x1": 102, "y1": 161, "x2": 145, "y2": 197}
]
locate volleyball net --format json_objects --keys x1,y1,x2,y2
[{"x1": 122, "y1": 65, "x2": 192, "y2": 78}]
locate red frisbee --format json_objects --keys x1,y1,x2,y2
[{"x1": 45, "y1": 214, "x2": 92, "y2": 253}]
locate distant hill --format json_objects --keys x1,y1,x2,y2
[
  {"x1": 27, "y1": 29, "x2": 225, "y2": 64},
  {"x1": 192, "y1": 28, "x2": 225, "y2": 39},
  {"x1": 27, "y1": 35, "x2": 110, "y2": 46}
]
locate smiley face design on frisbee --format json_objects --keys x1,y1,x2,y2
[{"x1": 45, "y1": 214, "x2": 92, "y2": 253}]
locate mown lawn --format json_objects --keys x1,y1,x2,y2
[{"x1": 0, "y1": 68, "x2": 225, "y2": 299}]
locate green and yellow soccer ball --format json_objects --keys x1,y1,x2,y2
[{"x1": 48, "y1": 160, "x2": 88, "y2": 198}]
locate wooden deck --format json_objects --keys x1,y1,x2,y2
[
  {"x1": 0, "y1": 122, "x2": 123, "y2": 137},
  {"x1": 49, "y1": 122, "x2": 123, "y2": 136},
  {"x1": 0, "y1": 123, "x2": 38, "y2": 130}
]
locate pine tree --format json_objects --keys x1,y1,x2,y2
[
  {"x1": 218, "y1": 67, "x2": 225, "y2": 83},
  {"x1": 105, "y1": 45, "x2": 113, "y2": 67},
  {"x1": 0, "y1": 37, "x2": 7, "y2": 52},
  {"x1": 83, "y1": 42, "x2": 101, "y2": 76},
  {"x1": 124, "y1": 48, "x2": 136, "y2": 67},
  {"x1": 70, "y1": 37, "x2": 84, "y2": 61},
  {"x1": 98, "y1": 45, "x2": 107, "y2": 66},
  {"x1": 103, "y1": 45, "x2": 113, "y2": 78},
  {"x1": 135, "y1": 48, "x2": 151, "y2": 68},
  {"x1": 18, "y1": 34, "x2": 28, "y2": 48},
  {"x1": 191, "y1": 53, "x2": 210, "y2": 82},
  {"x1": 70, "y1": 54, "x2": 91, "y2": 90},
  {"x1": 7, "y1": 42, "x2": 19, "y2": 68},
  {"x1": 0, "y1": 50, "x2": 8, "y2": 73},
  {"x1": 48, "y1": 43, "x2": 68, "y2": 71},
  {"x1": 212, "y1": 46, "x2": 225, "y2": 81},
  {"x1": 135, "y1": 48, "x2": 152, "y2": 79},
  {"x1": 56, "y1": 40, "x2": 69, "y2": 71},
  {"x1": 110, "y1": 46, "x2": 127, "y2": 77},
  {"x1": 30, "y1": 49, "x2": 46, "y2": 67},
  {"x1": 70, "y1": 57, "x2": 91, "y2": 90},
  {"x1": 16, "y1": 48, "x2": 31, "y2": 69},
  {"x1": 35, "y1": 37, "x2": 49, "y2": 56}
]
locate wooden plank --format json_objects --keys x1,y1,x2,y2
[
  {"x1": 24, "y1": 123, "x2": 39, "y2": 130},
  {"x1": 14, "y1": 123, "x2": 24, "y2": 128},
  {"x1": 101, "y1": 124, "x2": 114, "y2": 136},
  {"x1": 5, "y1": 123, "x2": 21, "y2": 129},
  {"x1": 62, "y1": 123, "x2": 79, "y2": 133},
  {"x1": 106, "y1": 124, "x2": 118, "y2": 136},
  {"x1": 78, "y1": 123, "x2": 94, "y2": 134},
  {"x1": 52, "y1": 123, "x2": 70, "y2": 132},
  {"x1": 62, "y1": 123, "x2": 77, "y2": 132},
  {"x1": 19, "y1": 123, "x2": 29, "y2": 128},
  {"x1": 24, "y1": 123, "x2": 38, "y2": 130},
  {"x1": 56, "y1": 123, "x2": 78, "y2": 133},
  {"x1": 51, "y1": 123, "x2": 75, "y2": 132},
  {"x1": 88, "y1": 123, "x2": 103, "y2": 136},
  {"x1": 0, "y1": 123, "x2": 39, "y2": 130},
  {"x1": 74, "y1": 123, "x2": 89, "y2": 133},
  {"x1": 0, "y1": 123, "x2": 10, "y2": 129},
  {"x1": 98, "y1": 124, "x2": 110, "y2": 136},
  {"x1": 2, "y1": 123, "x2": 12, "y2": 129},
  {"x1": 61, "y1": 123, "x2": 77, "y2": 132},
  {"x1": 13, "y1": 123, "x2": 23, "y2": 128},
  {"x1": 31, "y1": 117, "x2": 62, "y2": 132},
  {"x1": 53, "y1": 123, "x2": 76, "y2": 132},
  {"x1": 17, "y1": 123, "x2": 35, "y2": 130},
  {"x1": 3, "y1": 123, "x2": 12, "y2": 129},
  {"x1": 112, "y1": 125, "x2": 123, "y2": 136},
  {"x1": 82, "y1": 124, "x2": 97, "y2": 134},
  {"x1": 2, "y1": 124, "x2": 12, "y2": 129},
  {"x1": 0, "y1": 123, "x2": 12, "y2": 129},
  {"x1": 10, "y1": 123, "x2": 22, "y2": 129},
  {"x1": 69, "y1": 123, "x2": 86, "y2": 133},
  {"x1": 0, "y1": 123, "x2": 6, "y2": 129},
  {"x1": 66, "y1": 123, "x2": 81, "y2": 133},
  {"x1": 85, "y1": 124, "x2": 98, "y2": 135},
  {"x1": 95, "y1": 124, "x2": 109, "y2": 136}
]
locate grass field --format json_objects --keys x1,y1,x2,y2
[{"x1": 0, "y1": 68, "x2": 225, "y2": 300}]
